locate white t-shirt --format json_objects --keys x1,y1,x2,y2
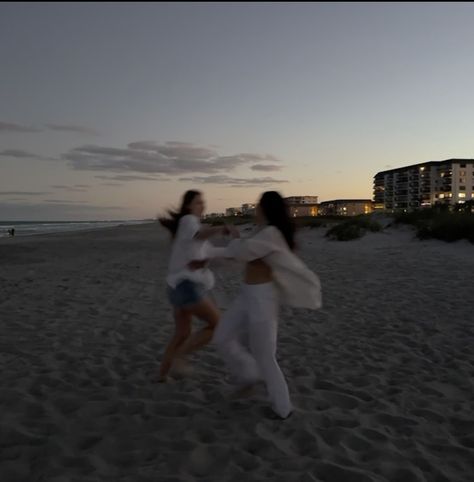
[{"x1": 166, "y1": 214, "x2": 215, "y2": 290}]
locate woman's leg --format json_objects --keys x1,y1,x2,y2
[
  {"x1": 213, "y1": 287, "x2": 260, "y2": 386},
  {"x1": 159, "y1": 308, "x2": 192, "y2": 380},
  {"x1": 177, "y1": 297, "x2": 220, "y2": 356},
  {"x1": 248, "y1": 286, "x2": 292, "y2": 418}
]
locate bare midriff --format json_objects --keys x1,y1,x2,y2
[{"x1": 244, "y1": 259, "x2": 273, "y2": 284}]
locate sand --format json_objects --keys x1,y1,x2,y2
[{"x1": 0, "y1": 222, "x2": 473, "y2": 481}]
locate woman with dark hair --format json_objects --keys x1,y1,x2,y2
[
  {"x1": 158, "y1": 190, "x2": 229, "y2": 382},
  {"x1": 190, "y1": 191, "x2": 322, "y2": 419}
]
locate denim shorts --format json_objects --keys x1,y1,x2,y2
[{"x1": 167, "y1": 279, "x2": 207, "y2": 308}]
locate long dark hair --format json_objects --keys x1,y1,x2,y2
[
  {"x1": 259, "y1": 191, "x2": 296, "y2": 251},
  {"x1": 159, "y1": 190, "x2": 201, "y2": 237}
]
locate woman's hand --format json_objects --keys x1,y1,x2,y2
[{"x1": 188, "y1": 259, "x2": 209, "y2": 271}]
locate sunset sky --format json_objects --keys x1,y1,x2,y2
[{"x1": 1, "y1": 2, "x2": 474, "y2": 220}]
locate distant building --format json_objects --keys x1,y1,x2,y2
[
  {"x1": 205, "y1": 212, "x2": 224, "y2": 219},
  {"x1": 284, "y1": 195, "x2": 319, "y2": 217},
  {"x1": 284, "y1": 196, "x2": 319, "y2": 205},
  {"x1": 287, "y1": 204, "x2": 319, "y2": 217},
  {"x1": 319, "y1": 200, "x2": 373, "y2": 216},
  {"x1": 241, "y1": 203, "x2": 256, "y2": 216},
  {"x1": 225, "y1": 207, "x2": 241, "y2": 217},
  {"x1": 374, "y1": 159, "x2": 474, "y2": 211}
]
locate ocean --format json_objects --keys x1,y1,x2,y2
[{"x1": 0, "y1": 220, "x2": 151, "y2": 237}]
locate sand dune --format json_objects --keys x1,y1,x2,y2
[{"x1": 0, "y1": 223, "x2": 473, "y2": 481}]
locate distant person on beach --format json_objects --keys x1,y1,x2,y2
[
  {"x1": 158, "y1": 190, "x2": 230, "y2": 382},
  {"x1": 189, "y1": 191, "x2": 322, "y2": 420},
  {"x1": 8, "y1": 228, "x2": 15, "y2": 237}
]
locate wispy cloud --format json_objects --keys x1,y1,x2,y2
[
  {"x1": 178, "y1": 175, "x2": 288, "y2": 187},
  {"x1": 45, "y1": 124, "x2": 99, "y2": 136},
  {"x1": 0, "y1": 149, "x2": 39, "y2": 158},
  {"x1": 51, "y1": 185, "x2": 89, "y2": 192},
  {"x1": 94, "y1": 174, "x2": 163, "y2": 182},
  {"x1": 0, "y1": 121, "x2": 99, "y2": 136},
  {"x1": 0, "y1": 191, "x2": 51, "y2": 196},
  {"x1": 0, "y1": 149, "x2": 58, "y2": 161},
  {"x1": 63, "y1": 141, "x2": 283, "y2": 177},
  {"x1": 43, "y1": 199, "x2": 89, "y2": 204},
  {"x1": 251, "y1": 164, "x2": 282, "y2": 172},
  {"x1": 0, "y1": 121, "x2": 41, "y2": 133}
]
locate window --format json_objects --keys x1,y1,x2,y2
[
  {"x1": 459, "y1": 193, "x2": 466, "y2": 198},
  {"x1": 460, "y1": 186, "x2": 466, "y2": 191},
  {"x1": 460, "y1": 164, "x2": 466, "y2": 168}
]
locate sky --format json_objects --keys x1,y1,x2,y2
[{"x1": 1, "y1": 2, "x2": 474, "y2": 220}]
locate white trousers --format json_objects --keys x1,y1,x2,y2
[{"x1": 212, "y1": 282, "x2": 292, "y2": 418}]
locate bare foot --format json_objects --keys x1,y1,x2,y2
[
  {"x1": 169, "y1": 357, "x2": 194, "y2": 379},
  {"x1": 151, "y1": 373, "x2": 168, "y2": 383}
]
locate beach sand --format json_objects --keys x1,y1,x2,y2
[{"x1": 0, "y1": 222, "x2": 473, "y2": 481}]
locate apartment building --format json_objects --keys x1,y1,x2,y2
[
  {"x1": 284, "y1": 196, "x2": 319, "y2": 205},
  {"x1": 225, "y1": 207, "x2": 241, "y2": 217},
  {"x1": 319, "y1": 200, "x2": 373, "y2": 216},
  {"x1": 241, "y1": 203, "x2": 256, "y2": 216},
  {"x1": 374, "y1": 159, "x2": 474, "y2": 211},
  {"x1": 284, "y1": 195, "x2": 319, "y2": 217}
]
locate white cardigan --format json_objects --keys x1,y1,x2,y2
[{"x1": 206, "y1": 225, "x2": 322, "y2": 310}]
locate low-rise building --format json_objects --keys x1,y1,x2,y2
[
  {"x1": 241, "y1": 203, "x2": 256, "y2": 216},
  {"x1": 319, "y1": 199, "x2": 373, "y2": 216},
  {"x1": 225, "y1": 207, "x2": 241, "y2": 217},
  {"x1": 284, "y1": 195, "x2": 319, "y2": 205},
  {"x1": 287, "y1": 204, "x2": 319, "y2": 217}
]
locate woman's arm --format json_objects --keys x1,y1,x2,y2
[
  {"x1": 190, "y1": 226, "x2": 279, "y2": 265},
  {"x1": 194, "y1": 224, "x2": 233, "y2": 241}
]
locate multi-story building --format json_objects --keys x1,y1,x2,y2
[
  {"x1": 284, "y1": 196, "x2": 319, "y2": 205},
  {"x1": 374, "y1": 159, "x2": 474, "y2": 211},
  {"x1": 283, "y1": 196, "x2": 318, "y2": 217},
  {"x1": 284, "y1": 195, "x2": 319, "y2": 217},
  {"x1": 287, "y1": 204, "x2": 319, "y2": 217},
  {"x1": 225, "y1": 207, "x2": 241, "y2": 217},
  {"x1": 319, "y1": 200, "x2": 373, "y2": 216},
  {"x1": 241, "y1": 203, "x2": 256, "y2": 216}
]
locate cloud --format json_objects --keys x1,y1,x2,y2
[
  {"x1": 51, "y1": 185, "x2": 89, "y2": 192},
  {"x1": 178, "y1": 175, "x2": 288, "y2": 187},
  {"x1": 0, "y1": 149, "x2": 38, "y2": 158},
  {"x1": 251, "y1": 164, "x2": 282, "y2": 172},
  {"x1": 63, "y1": 142, "x2": 283, "y2": 177},
  {"x1": 0, "y1": 191, "x2": 51, "y2": 196},
  {"x1": 45, "y1": 124, "x2": 100, "y2": 136},
  {"x1": 94, "y1": 175, "x2": 162, "y2": 182},
  {"x1": 43, "y1": 199, "x2": 89, "y2": 204},
  {"x1": 0, "y1": 121, "x2": 99, "y2": 136},
  {"x1": 0, "y1": 149, "x2": 58, "y2": 161},
  {"x1": 0, "y1": 121, "x2": 41, "y2": 133}
]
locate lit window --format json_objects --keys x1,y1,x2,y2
[
  {"x1": 439, "y1": 194, "x2": 445, "y2": 199},
  {"x1": 459, "y1": 193, "x2": 466, "y2": 198}
]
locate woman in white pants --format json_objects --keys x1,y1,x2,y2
[{"x1": 191, "y1": 191, "x2": 322, "y2": 420}]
